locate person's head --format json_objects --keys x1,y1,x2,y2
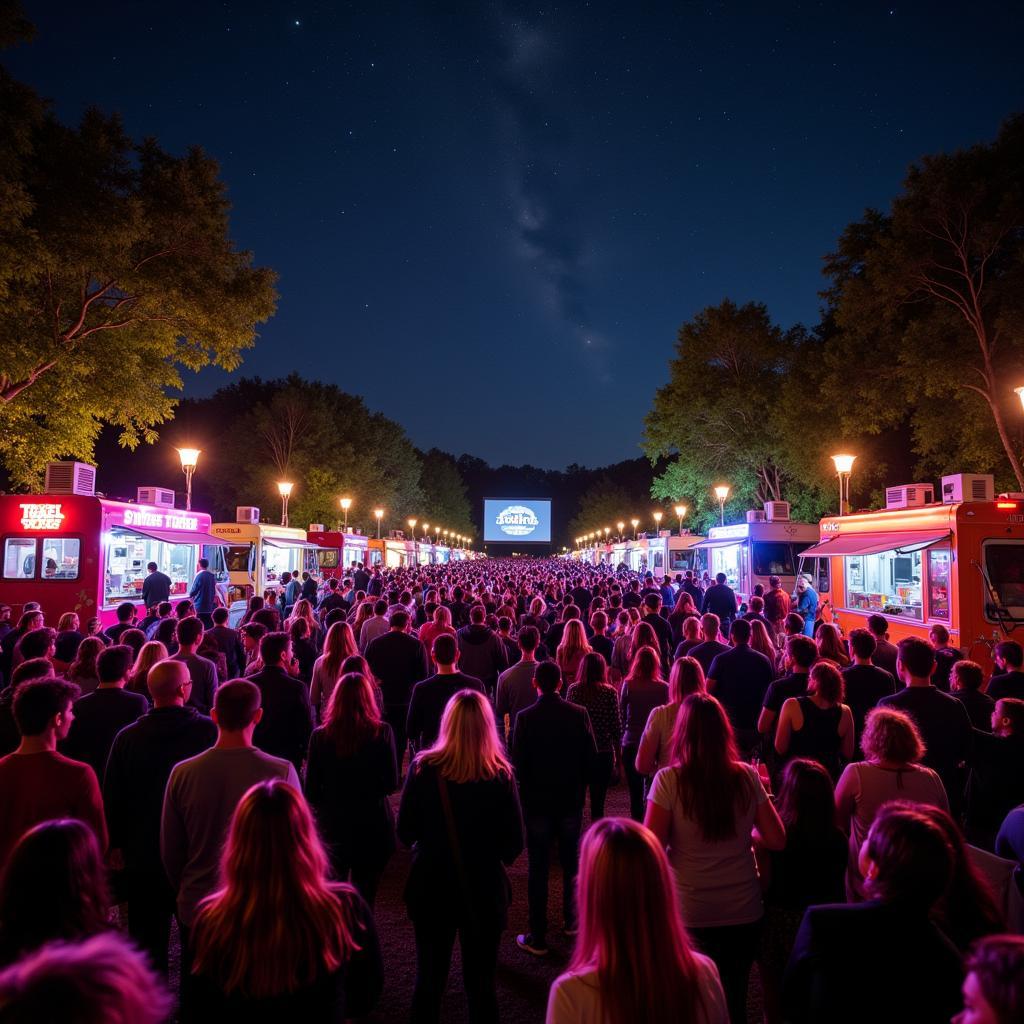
[
  {"x1": 748, "y1": 595, "x2": 764, "y2": 614},
  {"x1": 643, "y1": 593, "x2": 662, "y2": 616},
  {"x1": 68, "y1": 636, "x2": 104, "y2": 679},
  {"x1": 681, "y1": 616, "x2": 701, "y2": 642},
  {"x1": 956, "y1": 936, "x2": 1024, "y2": 1024},
  {"x1": 769, "y1": 574, "x2": 781, "y2": 590},
  {"x1": 191, "y1": 779, "x2": 360, "y2": 999},
  {"x1": 212, "y1": 679, "x2": 263, "y2": 735},
  {"x1": 147, "y1": 561, "x2": 158, "y2": 573},
  {"x1": 11, "y1": 658, "x2": 55, "y2": 686},
  {"x1": 784, "y1": 611, "x2": 805, "y2": 636},
  {"x1": 535, "y1": 660, "x2": 562, "y2": 694},
  {"x1": 325, "y1": 671, "x2": 382, "y2": 756},
  {"x1": 668, "y1": 693, "x2": 749, "y2": 841},
  {"x1": 418, "y1": 689, "x2": 511, "y2": 784},
  {"x1": 785, "y1": 634, "x2": 817, "y2": 672},
  {"x1": 700, "y1": 612, "x2": 720, "y2": 642},
  {"x1": 175, "y1": 599, "x2": 195, "y2": 620},
  {"x1": 0, "y1": 819, "x2": 109, "y2": 958},
  {"x1": 729, "y1": 619, "x2": 751, "y2": 646},
  {"x1": 17, "y1": 627, "x2": 56, "y2": 662},
  {"x1": 469, "y1": 604, "x2": 487, "y2": 626},
  {"x1": 96, "y1": 645, "x2": 133, "y2": 686},
  {"x1": 848, "y1": 627, "x2": 877, "y2": 661},
  {"x1": 572, "y1": 818, "x2": 708, "y2": 1023},
  {"x1": 432, "y1": 633, "x2": 458, "y2": 668},
  {"x1": 0, "y1": 932, "x2": 172, "y2": 1024},
  {"x1": 147, "y1": 659, "x2": 191, "y2": 707},
  {"x1": 16, "y1": 610, "x2": 43, "y2": 634},
  {"x1": 560, "y1": 618, "x2": 590, "y2": 653},
  {"x1": 776, "y1": 759, "x2": 836, "y2": 836},
  {"x1": 992, "y1": 698, "x2": 1024, "y2": 737},
  {"x1": 241, "y1": 621, "x2": 268, "y2": 653},
  {"x1": 667, "y1": 656, "x2": 705, "y2": 703},
  {"x1": 288, "y1": 618, "x2": 309, "y2": 644},
  {"x1": 175, "y1": 616, "x2": 204, "y2": 649},
  {"x1": 866, "y1": 613, "x2": 889, "y2": 639},
  {"x1": 157, "y1": 601, "x2": 173, "y2": 618},
  {"x1": 994, "y1": 640, "x2": 1024, "y2": 672},
  {"x1": 259, "y1": 631, "x2": 291, "y2": 667},
  {"x1": 928, "y1": 623, "x2": 951, "y2": 648},
  {"x1": 808, "y1": 659, "x2": 844, "y2": 705},
  {"x1": 860, "y1": 803, "x2": 954, "y2": 909},
  {"x1": 197, "y1": 558, "x2": 209, "y2": 571},
  {"x1": 373, "y1": 599, "x2": 388, "y2": 617},
  {"x1": 518, "y1": 625, "x2": 540, "y2": 656},
  {"x1": 389, "y1": 609, "x2": 410, "y2": 632},
  {"x1": 715, "y1": 572, "x2": 727, "y2": 585},
  {"x1": 576, "y1": 652, "x2": 608, "y2": 690},
  {"x1": 861, "y1": 705, "x2": 925, "y2": 765},
  {"x1": 115, "y1": 602, "x2": 135, "y2": 624},
  {"x1": 12, "y1": 678, "x2": 80, "y2": 740},
  {"x1": 952, "y1": 660, "x2": 985, "y2": 693},
  {"x1": 562, "y1": 603, "x2": 581, "y2": 622},
  {"x1": 815, "y1": 622, "x2": 845, "y2": 660},
  {"x1": 897, "y1": 636, "x2": 936, "y2": 684},
  {"x1": 590, "y1": 610, "x2": 608, "y2": 634},
  {"x1": 626, "y1": 645, "x2": 662, "y2": 686},
  {"x1": 57, "y1": 612, "x2": 79, "y2": 633},
  {"x1": 212, "y1": 607, "x2": 229, "y2": 626}
]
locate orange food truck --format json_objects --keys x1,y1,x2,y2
[
  {"x1": 0, "y1": 463, "x2": 225, "y2": 626},
  {"x1": 798, "y1": 475, "x2": 1024, "y2": 666}
]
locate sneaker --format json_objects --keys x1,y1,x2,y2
[{"x1": 516, "y1": 933, "x2": 549, "y2": 957}]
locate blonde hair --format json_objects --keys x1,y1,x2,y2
[
  {"x1": 861, "y1": 706, "x2": 926, "y2": 764},
  {"x1": 667, "y1": 656, "x2": 705, "y2": 703},
  {"x1": 557, "y1": 620, "x2": 592, "y2": 669},
  {"x1": 285, "y1": 599, "x2": 318, "y2": 641},
  {"x1": 416, "y1": 690, "x2": 512, "y2": 784},
  {"x1": 127, "y1": 641, "x2": 168, "y2": 695},
  {"x1": 572, "y1": 818, "x2": 707, "y2": 1024},
  {"x1": 320, "y1": 621, "x2": 358, "y2": 688}
]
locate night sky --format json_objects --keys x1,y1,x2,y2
[{"x1": 7, "y1": 2, "x2": 1022, "y2": 469}]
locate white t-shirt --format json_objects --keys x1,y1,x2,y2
[
  {"x1": 637, "y1": 702, "x2": 680, "y2": 772},
  {"x1": 649, "y1": 762, "x2": 767, "y2": 928},
  {"x1": 546, "y1": 954, "x2": 728, "y2": 1024}
]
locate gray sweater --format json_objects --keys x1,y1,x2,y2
[{"x1": 160, "y1": 746, "x2": 299, "y2": 925}]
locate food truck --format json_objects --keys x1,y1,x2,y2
[
  {"x1": 306, "y1": 527, "x2": 370, "y2": 581},
  {"x1": 0, "y1": 463, "x2": 225, "y2": 625},
  {"x1": 640, "y1": 533, "x2": 706, "y2": 578},
  {"x1": 368, "y1": 536, "x2": 417, "y2": 568},
  {"x1": 691, "y1": 503, "x2": 822, "y2": 603},
  {"x1": 797, "y1": 474, "x2": 1024, "y2": 665},
  {"x1": 207, "y1": 508, "x2": 320, "y2": 621}
]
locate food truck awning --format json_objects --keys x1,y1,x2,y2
[
  {"x1": 114, "y1": 526, "x2": 230, "y2": 547},
  {"x1": 799, "y1": 531, "x2": 951, "y2": 558},
  {"x1": 263, "y1": 537, "x2": 320, "y2": 549},
  {"x1": 692, "y1": 537, "x2": 745, "y2": 549}
]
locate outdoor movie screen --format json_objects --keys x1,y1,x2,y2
[{"x1": 483, "y1": 498, "x2": 552, "y2": 544}]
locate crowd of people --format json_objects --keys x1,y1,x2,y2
[{"x1": 0, "y1": 557, "x2": 1022, "y2": 1023}]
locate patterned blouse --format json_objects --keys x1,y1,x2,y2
[{"x1": 566, "y1": 682, "x2": 622, "y2": 753}]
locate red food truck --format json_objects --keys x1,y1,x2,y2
[
  {"x1": 0, "y1": 465, "x2": 224, "y2": 626},
  {"x1": 306, "y1": 527, "x2": 370, "y2": 581}
]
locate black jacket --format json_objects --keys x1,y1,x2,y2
[
  {"x1": 407, "y1": 672, "x2": 484, "y2": 752},
  {"x1": 103, "y1": 705, "x2": 217, "y2": 870},
  {"x1": 702, "y1": 583, "x2": 738, "y2": 620},
  {"x1": 512, "y1": 693, "x2": 597, "y2": 816},
  {"x1": 365, "y1": 631, "x2": 430, "y2": 709},
  {"x1": 206, "y1": 625, "x2": 245, "y2": 679},
  {"x1": 455, "y1": 625, "x2": 507, "y2": 693},
  {"x1": 305, "y1": 724, "x2": 398, "y2": 870},
  {"x1": 397, "y1": 761, "x2": 524, "y2": 927},
  {"x1": 61, "y1": 688, "x2": 150, "y2": 784},
  {"x1": 248, "y1": 666, "x2": 315, "y2": 769}
]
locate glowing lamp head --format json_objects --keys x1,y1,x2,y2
[
  {"x1": 374, "y1": 508, "x2": 384, "y2": 520},
  {"x1": 831, "y1": 454, "x2": 857, "y2": 475},
  {"x1": 604, "y1": 527, "x2": 610, "y2": 536},
  {"x1": 340, "y1": 497, "x2": 352, "y2": 512},
  {"x1": 177, "y1": 447, "x2": 201, "y2": 470},
  {"x1": 408, "y1": 518, "x2": 417, "y2": 530},
  {"x1": 1016, "y1": 386, "x2": 1024, "y2": 411},
  {"x1": 674, "y1": 504, "x2": 687, "y2": 518},
  {"x1": 277, "y1": 481, "x2": 294, "y2": 498},
  {"x1": 653, "y1": 511, "x2": 663, "y2": 524},
  {"x1": 714, "y1": 485, "x2": 730, "y2": 501}
]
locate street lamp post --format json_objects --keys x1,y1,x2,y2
[
  {"x1": 340, "y1": 497, "x2": 352, "y2": 531},
  {"x1": 277, "y1": 481, "x2": 293, "y2": 527},
  {"x1": 630, "y1": 518, "x2": 640, "y2": 540},
  {"x1": 831, "y1": 454, "x2": 857, "y2": 516},
  {"x1": 374, "y1": 508, "x2": 384, "y2": 539},
  {"x1": 674, "y1": 504, "x2": 688, "y2": 535},
  {"x1": 616, "y1": 520, "x2": 625, "y2": 542},
  {"x1": 176, "y1": 448, "x2": 201, "y2": 512},
  {"x1": 604, "y1": 526, "x2": 611, "y2": 543},
  {"x1": 714, "y1": 485, "x2": 730, "y2": 526},
  {"x1": 653, "y1": 511, "x2": 663, "y2": 532},
  {"x1": 407, "y1": 517, "x2": 417, "y2": 544},
  {"x1": 422, "y1": 522, "x2": 430, "y2": 543}
]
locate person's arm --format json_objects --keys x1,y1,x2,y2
[
  {"x1": 833, "y1": 764, "x2": 858, "y2": 834},
  {"x1": 160, "y1": 773, "x2": 187, "y2": 890},
  {"x1": 774, "y1": 698, "x2": 796, "y2": 756},
  {"x1": 753, "y1": 783, "x2": 786, "y2": 851},
  {"x1": 758, "y1": 702, "x2": 777, "y2": 737},
  {"x1": 498, "y1": 775, "x2": 526, "y2": 864},
  {"x1": 101, "y1": 736, "x2": 128, "y2": 854},
  {"x1": 838, "y1": 705, "x2": 855, "y2": 763},
  {"x1": 643, "y1": 798, "x2": 672, "y2": 846},
  {"x1": 545, "y1": 975, "x2": 580, "y2": 1024},
  {"x1": 635, "y1": 707, "x2": 661, "y2": 775}
]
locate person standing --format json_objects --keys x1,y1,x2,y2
[
  {"x1": 950, "y1": 660, "x2": 995, "y2": 731},
  {"x1": 689, "y1": 613, "x2": 730, "y2": 679},
  {"x1": 763, "y1": 576, "x2": 791, "y2": 644},
  {"x1": 865, "y1": 614, "x2": 899, "y2": 677},
  {"x1": 840, "y1": 628, "x2": 897, "y2": 749},
  {"x1": 142, "y1": 561, "x2": 172, "y2": 611},
  {"x1": 929, "y1": 624, "x2": 963, "y2": 692},
  {"x1": 456, "y1": 605, "x2": 508, "y2": 699},
  {"x1": 965, "y1": 698, "x2": 1024, "y2": 849},
  {"x1": 513, "y1": 662, "x2": 597, "y2": 957},
  {"x1": 791, "y1": 577, "x2": 818, "y2": 638},
  {"x1": 365, "y1": 610, "x2": 430, "y2": 769},
  {"x1": 407, "y1": 635, "x2": 484, "y2": 753},
  {"x1": 205, "y1": 607, "x2": 245, "y2": 680},
  {"x1": 619, "y1": 647, "x2": 669, "y2": 821},
  {"x1": 305, "y1": 672, "x2": 398, "y2": 906},
  {"x1": 60, "y1": 644, "x2": 149, "y2": 783},
  {"x1": 0, "y1": 678, "x2": 108, "y2": 868},
  {"x1": 565, "y1": 653, "x2": 621, "y2": 821},
  {"x1": 707, "y1": 619, "x2": 774, "y2": 757},
  {"x1": 160, "y1": 680, "x2": 300, "y2": 987},
  {"x1": 397, "y1": 690, "x2": 524, "y2": 1024},
  {"x1": 171, "y1": 617, "x2": 219, "y2": 714},
  {"x1": 103, "y1": 660, "x2": 217, "y2": 973},
  {"x1": 188, "y1": 558, "x2": 218, "y2": 629},
  {"x1": 495, "y1": 625, "x2": 541, "y2": 746},
  {"x1": 702, "y1": 574, "x2": 738, "y2": 630},
  {"x1": 988, "y1": 640, "x2": 1024, "y2": 701},
  {"x1": 247, "y1": 631, "x2": 314, "y2": 772}
]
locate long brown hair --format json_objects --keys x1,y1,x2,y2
[
  {"x1": 127, "y1": 641, "x2": 168, "y2": 696},
  {"x1": 572, "y1": 818, "x2": 707, "y2": 1024},
  {"x1": 625, "y1": 645, "x2": 663, "y2": 687},
  {"x1": 324, "y1": 672, "x2": 382, "y2": 756},
  {"x1": 191, "y1": 780, "x2": 363, "y2": 997},
  {"x1": 668, "y1": 692, "x2": 751, "y2": 841},
  {"x1": 67, "y1": 636, "x2": 104, "y2": 683},
  {"x1": 320, "y1": 622, "x2": 358, "y2": 689},
  {"x1": 629, "y1": 622, "x2": 658, "y2": 660},
  {"x1": 667, "y1": 656, "x2": 704, "y2": 703}
]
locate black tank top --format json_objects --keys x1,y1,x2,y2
[{"x1": 787, "y1": 697, "x2": 842, "y2": 778}]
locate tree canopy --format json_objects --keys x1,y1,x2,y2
[{"x1": 0, "y1": 29, "x2": 277, "y2": 487}]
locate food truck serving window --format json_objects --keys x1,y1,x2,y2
[
  {"x1": 104, "y1": 531, "x2": 196, "y2": 607},
  {"x1": 3, "y1": 537, "x2": 80, "y2": 580},
  {"x1": 983, "y1": 542, "x2": 1024, "y2": 619},
  {"x1": 844, "y1": 548, "x2": 923, "y2": 621},
  {"x1": 317, "y1": 548, "x2": 340, "y2": 569},
  {"x1": 710, "y1": 544, "x2": 741, "y2": 589},
  {"x1": 928, "y1": 549, "x2": 951, "y2": 621},
  {"x1": 752, "y1": 542, "x2": 796, "y2": 578}
]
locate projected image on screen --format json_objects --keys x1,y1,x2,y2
[{"x1": 483, "y1": 498, "x2": 552, "y2": 544}]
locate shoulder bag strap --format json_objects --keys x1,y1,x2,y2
[{"x1": 436, "y1": 772, "x2": 478, "y2": 928}]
